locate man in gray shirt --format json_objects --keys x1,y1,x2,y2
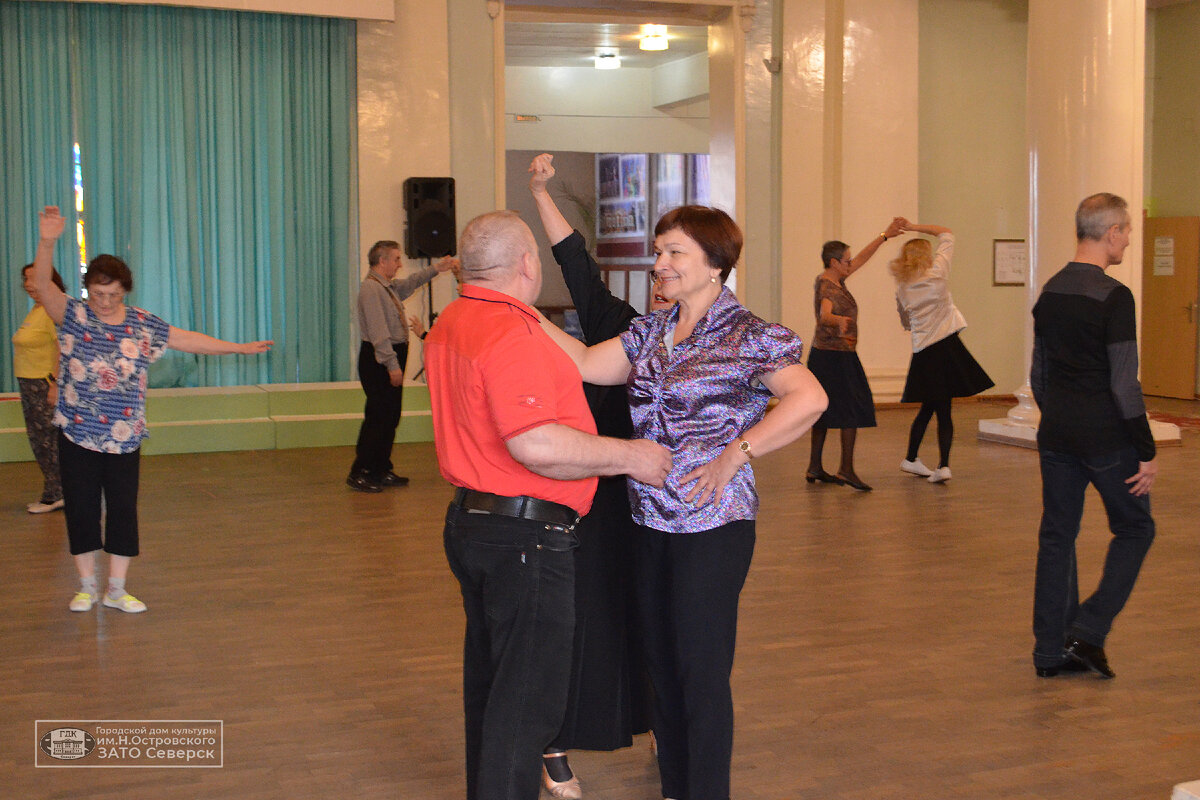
[{"x1": 347, "y1": 240, "x2": 455, "y2": 492}]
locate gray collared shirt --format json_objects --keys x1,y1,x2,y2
[{"x1": 356, "y1": 264, "x2": 438, "y2": 372}]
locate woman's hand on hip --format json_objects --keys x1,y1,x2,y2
[{"x1": 680, "y1": 445, "x2": 749, "y2": 508}]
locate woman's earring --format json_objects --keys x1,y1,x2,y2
[{"x1": 710, "y1": 275, "x2": 718, "y2": 284}]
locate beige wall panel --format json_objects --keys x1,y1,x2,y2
[
  {"x1": 841, "y1": 0, "x2": 919, "y2": 395},
  {"x1": 357, "y1": 0, "x2": 454, "y2": 378}
]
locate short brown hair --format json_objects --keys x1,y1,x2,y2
[
  {"x1": 84, "y1": 255, "x2": 133, "y2": 292},
  {"x1": 654, "y1": 206, "x2": 743, "y2": 282},
  {"x1": 21, "y1": 263, "x2": 67, "y2": 292},
  {"x1": 368, "y1": 240, "x2": 401, "y2": 266}
]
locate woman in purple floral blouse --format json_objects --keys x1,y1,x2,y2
[{"x1": 540, "y1": 205, "x2": 828, "y2": 800}]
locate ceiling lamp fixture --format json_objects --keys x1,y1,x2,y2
[
  {"x1": 594, "y1": 48, "x2": 621, "y2": 69},
  {"x1": 639, "y1": 24, "x2": 668, "y2": 51}
]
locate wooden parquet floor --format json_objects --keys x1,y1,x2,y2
[{"x1": 2, "y1": 401, "x2": 1198, "y2": 800}]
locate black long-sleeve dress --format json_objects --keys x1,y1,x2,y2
[{"x1": 549, "y1": 230, "x2": 651, "y2": 750}]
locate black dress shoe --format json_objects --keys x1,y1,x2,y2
[
  {"x1": 380, "y1": 472, "x2": 410, "y2": 487},
  {"x1": 836, "y1": 473, "x2": 873, "y2": 492},
  {"x1": 346, "y1": 474, "x2": 383, "y2": 493},
  {"x1": 1036, "y1": 659, "x2": 1090, "y2": 678},
  {"x1": 805, "y1": 470, "x2": 845, "y2": 485},
  {"x1": 1065, "y1": 636, "x2": 1115, "y2": 678}
]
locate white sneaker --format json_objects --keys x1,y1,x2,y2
[
  {"x1": 928, "y1": 466, "x2": 952, "y2": 483},
  {"x1": 900, "y1": 458, "x2": 933, "y2": 477},
  {"x1": 27, "y1": 498, "x2": 65, "y2": 514},
  {"x1": 103, "y1": 592, "x2": 147, "y2": 613},
  {"x1": 69, "y1": 591, "x2": 96, "y2": 612}
]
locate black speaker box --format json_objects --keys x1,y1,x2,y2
[{"x1": 403, "y1": 177, "x2": 456, "y2": 258}]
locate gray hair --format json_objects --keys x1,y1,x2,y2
[
  {"x1": 1075, "y1": 193, "x2": 1129, "y2": 241},
  {"x1": 458, "y1": 211, "x2": 534, "y2": 282}
]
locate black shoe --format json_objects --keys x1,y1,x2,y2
[
  {"x1": 380, "y1": 472, "x2": 409, "y2": 487},
  {"x1": 836, "y1": 473, "x2": 872, "y2": 492},
  {"x1": 1065, "y1": 636, "x2": 1115, "y2": 678},
  {"x1": 805, "y1": 470, "x2": 845, "y2": 485},
  {"x1": 346, "y1": 473, "x2": 383, "y2": 493},
  {"x1": 1035, "y1": 659, "x2": 1090, "y2": 678}
]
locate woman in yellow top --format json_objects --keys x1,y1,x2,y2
[{"x1": 13, "y1": 263, "x2": 67, "y2": 513}]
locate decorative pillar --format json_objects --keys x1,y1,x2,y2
[{"x1": 979, "y1": 0, "x2": 1179, "y2": 446}]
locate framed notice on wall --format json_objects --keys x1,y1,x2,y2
[{"x1": 993, "y1": 239, "x2": 1028, "y2": 286}]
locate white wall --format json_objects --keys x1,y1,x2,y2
[
  {"x1": 918, "y1": 0, "x2": 1028, "y2": 395},
  {"x1": 505, "y1": 65, "x2": 710, "y2": 154},
  {"x1": 356, "y1": 0, "x2": 457, "y2": 381},
  {"x1": 780, "y1": 0, "x2": 921, "y2": 400}
]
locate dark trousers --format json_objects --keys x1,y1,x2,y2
[
  {"x1": 1032, "y1": 447, "x2": 1156, "y2": 667},
  {"x1": 634, "y1": 520, "x2": 756, "y2": 800},
  {"x1": 443, "y1": 504, "x2": 578, "y2": 800},
  {"x1": 58, "y1": 433, "x2": 141, "y2": 557},
  {"x1": 18, "y1": 377, "x2": 62, "y2": 502},
  {"x1": 350, "y1": 340, "x2": 407, "y2": 479}
]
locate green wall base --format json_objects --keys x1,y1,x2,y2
[{"x1": 0, "y1": 382, "x2": 433, "y2": 462}]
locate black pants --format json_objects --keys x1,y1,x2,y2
[
  {"x1": 444, "y1": 504, "x2": 578, "y2": 800},
  {"x1": 350, "y1": 340, "x2": 407, "y2": 480},
  {"x1": 58, "y1": 433, "x2": 141, "y2": 557},
  {"x1": 634, "y1": 520, "x2": 756, "y2": 800}
]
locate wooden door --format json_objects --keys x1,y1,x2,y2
[{"x1": 1142, "y1": 216, "x2": 1200, "y2": 399}]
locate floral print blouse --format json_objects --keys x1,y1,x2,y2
[{"x1": 54, "y1": 297, "x2": 170, "y2": 454}]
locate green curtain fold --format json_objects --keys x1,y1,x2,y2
[{"x1": 2, "y1": 1, "x2": 355, "y2": 390}]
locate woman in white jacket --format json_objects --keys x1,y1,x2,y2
[{"x1": 890, "y1": 223, "x2": 993, "y2": 483}]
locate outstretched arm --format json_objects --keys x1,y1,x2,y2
[
  {"x1": 846, "y1": 217, "x2": 905, "y2": 275},
  {"x1": 167, "y1": 327, "x2": 272, "y2": 355},
  {"x1": 32, "y1": 207, "x2": 69, "y2": 325},
  {"x1": 903, "y1": 222, "x2": 952, "y2": 236},
  {"x1": 538, "y1": 314, "x2": 632, "y2": 386}
]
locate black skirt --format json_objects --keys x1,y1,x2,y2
[
  {"x1": 808, "y1": 347, "x2": 877, "y2": 429},
  {"x1": 901, "y1": 331, "x2": 994, "y2": 403}
]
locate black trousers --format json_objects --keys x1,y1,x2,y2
[
  {"x1": 634, "y1": 520, "x2": 756, "y2": 800},
  {"x1": 350, "y1": 340, "x2": 408, "y2": 480},
  {"x1": 58, "y1": 433, "x2": 141, "y2": 557},
  {"x1": 443, "y1": 504, "x2": 578, "y2": 800}
]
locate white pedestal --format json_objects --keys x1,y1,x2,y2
[
  {"x1": 977, "y1": 417, "x2": 1182, "y2": 448},
  {"x1": 1172, "y1": 780, "x2": 1200, "y2": 800}
]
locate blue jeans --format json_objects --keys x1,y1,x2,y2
[
  {"x1": 1032, "y1": 447, "x2": 1155, "y2": 668},
  {"x1": 443, "y1": 504, "x2": 578, "y2": 800}
]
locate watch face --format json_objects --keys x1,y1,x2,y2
[{"x1": 739, "y1": 440, "x2": 751, "y2": 453}]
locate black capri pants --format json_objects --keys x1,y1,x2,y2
[{"x1": 58, "y1": 433, "x2": 141, "y2": 557}]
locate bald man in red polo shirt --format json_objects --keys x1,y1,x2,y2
[{"x1": 425, "y1": 210, "x2": 671, "y2": 800}]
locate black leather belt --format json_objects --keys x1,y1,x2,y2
[{"x1": 453, "y1": 488, "x2": 580, "y2": 527}]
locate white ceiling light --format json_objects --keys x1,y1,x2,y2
[
  {"x1": 594, "y1": 48, "x2": 621, "y2": 69},
  {"x1": 639, "y1": 24, "x2": 668, "y2": 51}
]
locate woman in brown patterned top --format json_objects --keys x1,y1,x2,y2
[{"x1": 806, "y1": 218, "x2": 905, "y2": 491}]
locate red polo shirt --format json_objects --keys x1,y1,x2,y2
[{"x1": 425, "y1": 283, "x2": 598, "y2": 516}]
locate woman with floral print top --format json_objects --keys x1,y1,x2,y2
[{"x1": 31, "y1": 206, "x2": 272, "y2": 615}]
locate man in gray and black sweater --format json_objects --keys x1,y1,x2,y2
[{"x1": 1030, "y1": 192, "x2": 1157, "y2": 680}]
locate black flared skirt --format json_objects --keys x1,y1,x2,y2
[
  {"x1": 808, "y1": 347, "x2": 877, "y2": 429},
  {"x1": 901, "y1": 331, "x2": 994, "y2": 403}
]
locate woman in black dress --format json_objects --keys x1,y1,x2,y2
[
  {"x1": 806, "y1": 220, "x2": 904, "y2": 491},
  {"x1": 528, "y1": 153, "x2": 655, "y2": 798},
  {"x1": 890, "y1": 222, "x2": 994, "y2": 483}
]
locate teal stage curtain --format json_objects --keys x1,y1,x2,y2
[
  {"x1": 1, "y1": 2, "x2": 356, "y2": 390},
  {"x1": 0, "y1": 2, "x2": 81, "y2": 391}
]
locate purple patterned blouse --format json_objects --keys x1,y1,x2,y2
[{"x1": 619, "y1": 286, "x2": 805, "y2": 533}]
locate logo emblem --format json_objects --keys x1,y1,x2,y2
[{"x1": 40, "y1": 728, "x2": 96, "y2": 761}]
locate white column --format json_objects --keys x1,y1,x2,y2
[{"x1": 979, "y1": 0, "x2": 1170, "y2": 445}]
